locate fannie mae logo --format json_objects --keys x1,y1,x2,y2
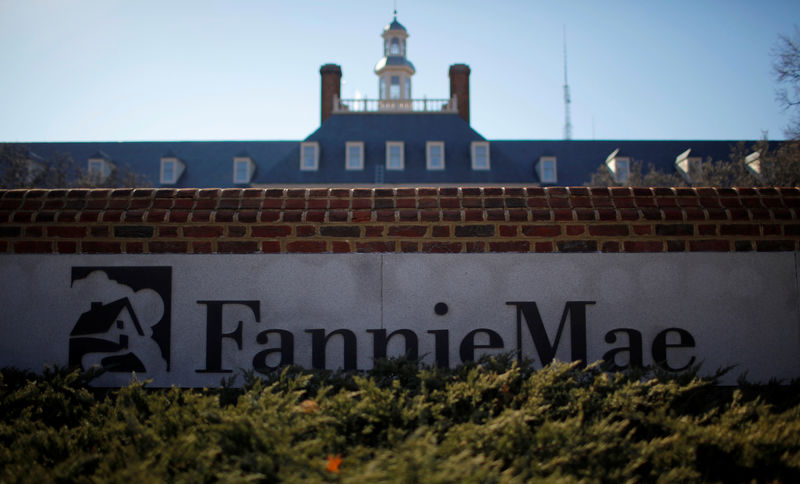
[{"x1": 69, "y1": 267, "x2": 171, "y2": 374}]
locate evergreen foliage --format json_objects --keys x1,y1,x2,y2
[{"x1": 1, "y1": 359, "x2": 799, "y2": 483}]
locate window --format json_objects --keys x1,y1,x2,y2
[
  {"x1": 160, "y1": 156, "x2": 186, "y2": 185},
  {"x1": 379, "y1": 77, "x2": 386, "y2": 99},
  {"x1": 405, "y1": 77, "x2": 411, "y2": 98},
  {"x1": 390, "y1": 37, "x2": 400, "y2": 55},
  {"x1": 605, "y1": 149, "x2": 630, "y2": 183},
  {"x1": 426, "y1": 141, "x2": 445, "y2": 170},
  {"x1": 87, "y1": 155, "x2": 113, "y2": 181},
  {"x1": 386, "y1": 141, "x2": 404, "y2": 170},
  {"x1": 471, "y1": 141, "x2": 490, "y2": 170},
  {"x1": 675, "y1": 148, "x2": 701, "y2": 182},
  {"x1": 300, "y1": 142, "x2": 319, "y2": 171},
  {"x1": 537, "y1": 156, "x2": 557, "y2": 183},
  {"x1": 745, "y1": 151, "x2": 763, "y2": 180},
  {"x1": 390, "y1": 76, "x2": 400, "y2": 99},
  {"x1": 346, "y1": 142, "x2": 364, "y2": 170},
  {"x1": 233, "y1": 157, "x2": 255, "y2": 184}
]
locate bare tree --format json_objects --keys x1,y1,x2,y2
[{"x1": 774, "y1": 26, "x2": 800, "y2": 139}]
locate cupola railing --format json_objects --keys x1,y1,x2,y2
[{"x1": 332, "y1": 95, "x2": 457, "y2": 114}]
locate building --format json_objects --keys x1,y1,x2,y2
[{"x1": 11, "y1": 15, "x2": 757, "y2": 188}]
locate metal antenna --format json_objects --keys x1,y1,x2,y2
[{"x1": 563, "y1": 25, "x2": 573, "y2": 140}]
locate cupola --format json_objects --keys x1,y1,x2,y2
[{"x1": 374, "y1": 12, "x2": 415, "y2": 107}]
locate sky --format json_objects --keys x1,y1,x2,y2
[{"x1": 0, "y1": 0, "x2": 798, "y2": 142}]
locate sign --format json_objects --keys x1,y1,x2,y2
[{"x1": 0, "y1": 253, "x2": 797, "y2": 386}]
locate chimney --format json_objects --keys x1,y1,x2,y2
[
  {"x1": 449, "y1": 64, "x2": 471, "y2": 124},
  {"x1": 320, "y1": 64, "x2": 342, "y2": 124}
]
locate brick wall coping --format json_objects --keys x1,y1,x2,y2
[{"x1": 1, "y1": 187, "x2": 799, "y2": 254}]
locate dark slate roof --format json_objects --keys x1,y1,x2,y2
[
  {"x1": 375, "y1": 56, "x2": 416, "y2": 73},
  {"x1": 385, "y1": 18, "x2": 406, "y2": 32},
  {"x1": 20, "y1": 141, "x2": 297, "y2": 188},
  {"x1": 12, "y1": 128, "x2": 752, "y2": 187},
  {"x1": 286, "y1": 112, "x2": 529, "y2": 184},
  {"x1": 491, "y1": 139, "x2": 742, "y2": 186}
]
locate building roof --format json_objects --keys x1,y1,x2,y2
[
  {"x1": 374, "y1": 56, "x2": 416, "y2": 73},
  {"x1": 385, "y1": 17, "x2": 406, "y2": 32}
]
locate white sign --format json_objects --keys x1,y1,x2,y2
[{"x1": 0, "y1": 253, "x2": 798, "y2": 386}]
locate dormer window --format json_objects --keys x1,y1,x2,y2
[
  {"x1": 87, "y1": 153, "x2": 114, "y2": 181},
  {"x1": 675, "y1": 148, "x2": 702, "y2": 183},
  {"x1": 386, "y1": 141, "x2": 404, "y2": 170},
  {"x1": 233, "y1": 156, "x2": 256, "y2": 184},
  {"x1": 160, "y1": 155, "x2": 186, "y2": 185},
  {"x1": 300, "y1": 142, "x2": 319, "y2": 171},
  {"x1": 346, "y1": 142, "x2": 364, "y2": 170},
  {"x1": 605, "y1": 149, "x2": 630, "y2": 183},
  {"x1": 471, "y1": 142, "x2": 490, "y2": 170},
  {"x1": 427, "y1": 141, "x2": 445, "y2": 170},
  {"x1": 537, "y1": 156, "x2": 557, "y2": 184},
  {"x1": 745, "y1": 151, "x2": 762, "y2": 180}
]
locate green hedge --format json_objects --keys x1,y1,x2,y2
[{"x1": 1, "y1": 359, "x2": 799, "y2": 483}]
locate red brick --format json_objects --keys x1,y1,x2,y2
[
  {"x1": 332, "y1": 241, "x2": 351, "y2": 253},
  {"x1": 365, "y1": 226, "x2": 384, "y2": 237},
  {"x1": 295, "y1": 225, "x2": 315, "y2": 237},
  {"x1": 576, "y1": 209, "x2": 596, "y2": 221},
  {"x1": 82, "y1": 242, "x2": 122, "y2": 253},
  {"x1": 531, "y1": 209, "x2": 552, "y2": 221},
  {"x1": 465, "y1": 242, "x2": 486, "y2": 252},
  {"x1": 90, "y1": 226, "x2": 109, "y2": 237},
  {"x1": 79, "y1": 211, "x2": 100, "y2": 222},
  {"x1": 149, "y1": 241, "x2": 189, "y2": 253},
  {"x1": 351, "y1": 199, "x2": 371, "y2": 210},
  {"x1": 252, "y1": 226, "x2": 291, "y2": 237},
  {"x1": 218, "y1": 241, "x2": 259, "y2": 253},
  {"x1": 720, "y1": 224, "x2": 759, "y2": 236},
  {"x1": 527, "y1": 197, "x2": 548, "y2": 208},
  {"x1": 14, "y1": 241, "x2": 52, "y2": 253},
  {"x1": 304, "y1": 210, "x2": 325, "y2": 223},
  {"x1": 432, "y1": 225, "x2": 450, "y2": 237},
  {"x1": 756, "y1": 240, "x2": 795, "y2": 251},
  {"x1": 262, "y1": 199, "x2": 283, "y2": 209},
  {"x1": 421, "y1": 242, "x2": 462, "y2": 253},
  {"x1": 376, "y1": 210, "x2": 395, "y2": 222},
  {"x1": 356, "y1": 241, "x2": 395, "y2": 252},
  {"x1": 464, "y1": 209, "x2": 483, "y2": 221},
  {"x1": 442, "y1": 210, "x2": 461, "y2": 221},
  {"x1": 169, "y1": 210, "x2": 190, "y2": 222},
  {"x1": 553, "y1": 209, "x2": 573, "y2": 221},
  {"x1": 288, "y1": 241, "x2": 327, "y2": 253},
  {"x1": 47, "y1": 226, "x2": 87, "y2": 238},
  {"x1": 623, "y1": 241, "x2": 663, "y2": 252},
  {"x1": 25, "y1": 226, "x2": 42, "y2": 237},
  {"x1": 401, "y1": 241, "x2": 418, "y2": 253},
  {"x1": 417, "y1": 198, "x2": 437, "y2": 208},
  {"x1": 689, "y1": 240, "x2": 730, "y2": 251},
  {"x1": 632, "y1": 224, "x2": 651, "y2": 235},
  {"x1": 566, "y1": 225, "x2": 585, "y2": 236},
  {"x1": 508, "y1": 209, "x2": 528, "y2": 221},
  {"x1": 190, "y1": 210, "x2": 212, "y2": 222},
  {"x1": 499, "y1": 225, "x2": 517, "y2": 237},
  {"x1": 666, "y1": 240, "x2": 686, "y2": 252},
  {"x1": 388, "y1": 225, "x2": 427, "y2": 237},
  {"x1": 398, "y1": 210, "x2": 418, "y2": 221},
  {"x1": 184, "y1": 226, "x2": 224, "y2": 238},
  {"x1": 261, "y1": 241, "x2": 281, "y2": 253},
  {"x1": 307, "y1": 199, "x2": 328, "y2": 209},
  {"x1": 57, "y1": 241, "x2": 77, "y2": 253},
  {"x1": 283, "y1": 210, "x2": 303, "y2": 222},
  {"x1": 490, "y1": 241, "x2": 530, "y2": 252},
  {"x1": 588, "y1": 225, "x2": 629, "y2": 236},
  {"x1": 462, "y1": 198, "x2": 483, "y2": 208},
  {"x1": 260, "y1": 210, "x2": 280, "y2": 222},
  {"x1": 601, "y1": 241, "x2": 620, "y2": 252},
  {"x1": 397, "y1": 198, "x2": 415, "y2": 209},
  {"x1": 320, "y1": 226, "x2": 360, "y2": 237},
  {"x1": 522, "y1": 225, "x2": 561, "y2": 237},
  {"x1": 556, "y1": 240, "x2": 597, "y2": 252}
]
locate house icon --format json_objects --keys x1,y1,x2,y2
[{"x1": 68, "y1": 298, "x2": 148, "y2": 372}]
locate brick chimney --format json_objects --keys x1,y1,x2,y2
[
  {"x1": 449, "y1": 64, "x2": 471, "y2": 124},
  {"x1": 320, "y1": 64, "x2": 342, "y2": 124}
]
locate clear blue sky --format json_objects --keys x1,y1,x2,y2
[{"x1": 0, "y1": 0, "x2": 797, "y2": 142}]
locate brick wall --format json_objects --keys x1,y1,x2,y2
[{"x1": 1, "y1": 187, "x2": 799, "y2": 254}]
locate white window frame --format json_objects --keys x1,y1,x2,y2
[
  {"x1": 605, "y1": 149, "x2": 630, "y2": 183},
  {"x1": 87, "y1": 157, "x2": 113, "y2": 181},
  {"x1": 233, "y1": 156, "x2": 255, "y2": 184},
  {"x1": 160, "y1": 156, "x2": 186, "y2": 185},
  {"x1": 300, "y1": 142, "x2": 319, "y2": 171},
  {"x1": 537, "y1": 156, "x2": 557, "y2": 184},
  {"x1": 345, "y1": 141, "x2": 364, "y2": 170},
  {"x1": 426, "y1": 141, "x2": 445, "y2": 170},
  {"x1": 385, "y1": 141, "x2": 404, "y2": 170},
  {"x1": 471, "y1": 141, "x2": 490, "y2": 170}
]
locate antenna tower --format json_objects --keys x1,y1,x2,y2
[{"x1": 563, "y1": 26, "x2": 572, "y2": 140}]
